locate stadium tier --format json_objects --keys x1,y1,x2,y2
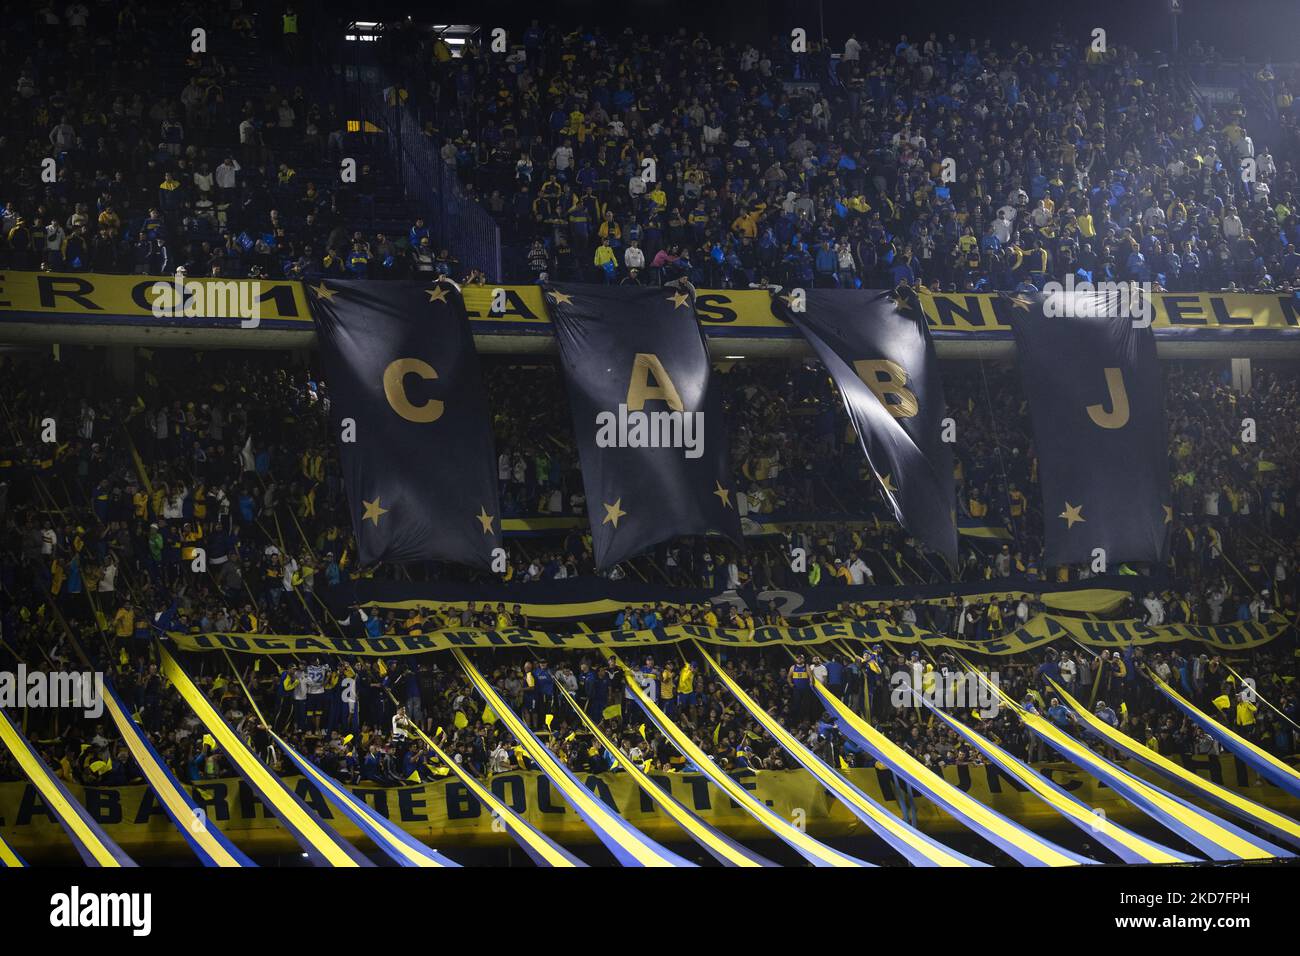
[{"x1": 0, "y1": 1, "x2": 1297, "y2": 904}]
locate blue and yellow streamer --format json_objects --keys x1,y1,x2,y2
[
  {"x1": 1147, "y1": 669, "x2": 1300, "y2": 800},
  {"x1": 218, "y1": 648, "x2": 433, "y2": 864},
  {"x1": 102, "y1": 678, "x2": 255, "y2": 867},
  {"x1": 159, "y1": 645, "x2": 372, "y2": 867},
  {"x1": 903, "y1": 685, "x2": 1196, "y2": 864},
  {"x1": 0, "y1": 831, "x2": 22, "y2": 867},
  {"x1": 0, "y1": 707, "x2": 135, "y2": 867},
  {"x1": 555, "y1": 681, "x2": 775, "y2": 867},
  {"x1": 1046, "y1": 677, "x2": 1300, "y2": 848},
  {"x1": 605, "y1": 650, "x2": 873, "y2": 867},
  {"x1": 696, "y1": 643, "x2": 983, "y2": 867},
  {"x1": 811, "y1": 678, "x2": 1092, "y2": 866},
  {"x1": 391, "y1": 718, "x2": 584, "y2": 867},
  {"x1": 270, "y1": 731, "x2": 459, "y2": 867},
  {"x1": 455, "y1": 650, "x2": 693, "y2": 867},
  {"x1": 975, "y1": 671, "x2": 1289, "y2": 861}
]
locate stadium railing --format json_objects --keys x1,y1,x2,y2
[
  {"x1": 318, "y1": 28, "x2": 504, "y2": 281},
  {"x1": 364, "y1": 86, "x2": 503, "y2": 281}
]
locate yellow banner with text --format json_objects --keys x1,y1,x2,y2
[
  {"x1": 4, "y1": 757, "x2": 1295, "y2": 860},
  {"x1": 4, "y1": 272, "x2": 1300, "y2": 334}
]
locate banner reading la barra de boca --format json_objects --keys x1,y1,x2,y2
[
  {"x1": 7, "y1": 757, "x2": 1293, "y2": 861},
  {"x1": 310, "y1": 278, "x2": 503, "y2": 567},
  {"x1": 1008, "y1": 293, "x2": 1169, "y2": 568},
  {"x1": 545, "y1": 282, "x2": 742, "y2": 568},
  {"x1": 774, "y1": 289, "x2": 957, "y2": 566}
]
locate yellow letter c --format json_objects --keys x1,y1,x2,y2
[{"x1": 383, "y1": 358, "x2": 444, "y2": 423}]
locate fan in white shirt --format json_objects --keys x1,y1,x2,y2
[
  {"x1": 489, "y1": 743, "x2": 512, "y2": 774},
  {"x1": 97, "y1": 558, "x2": 117, "y2": 593},
  {"x1": 847, "y1": 556, "x2": 873, "y2": 585},
  {"x1": 391, "y1": 707, "x2": 414, "y2": 740}
]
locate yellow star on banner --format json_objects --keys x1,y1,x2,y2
[
  {"x1": 713, "y1": 481, "x2": 732, "y2": 509},
  {"x1": 880, "y1": 473, "x2": 897, "y2": 494},
  {"x1": 1163, "y1": 504, "x2": 1174, "y2": 524},
  {"x1": 1059, "y1": 502, "x2": 1085, "y2": 528},
  {"x1": 1007, "y1": 293, "x2": 1034, "y2": 311},
  {"x1": 668, "y1": 290, "x2": 690, "y2": 308},
  {"x1": 476, "y1": 506, "x2": 495, "y2": 534},
  {"x1": 890, "y1": 285, "x2": 913, "y2": 313},
  {"x1": 547, "y1": 289, "x2": 574, "y2": 306},
  {"x1": 309, "y1": 282, "x2": 336, "y2": 300},
  {"x1": 426, "y1": 286, "x2": 449, "y2": 304},
  {"x1": 362, "y1": 498, "x2": 388, "y2": 526},
  {"x1": 602, "y1": 498, "x2": 626, "y2": 528}
]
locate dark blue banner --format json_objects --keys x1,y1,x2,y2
[
  {"x1": 310, "y1": 278, "x2": 503, "y2": 568},
  {"x1": 1007, "y1": 293, "x2": 1170, "y2": 567},
  {"x1": 545, "y1": 282, "x2": 742, "y2": 569},
  {"x1": 773, "y1": 289, "x2": 958, "y2": 566}
]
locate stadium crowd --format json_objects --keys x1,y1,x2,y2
[
  {"x1": 3, "y1": 635, "x2": 1295, "y2": 814},
  {"x1": 5, "y1": 6, "x2": 1300, "y2": 293},
  {"x1": 0, "y1": 9, "x2": 1297, "y2": 859},
  {"x1": 0, "y1": 349, "x2": 1296, "y2": 636},
  {"x1": 0, "y1": 1, "x2": 455, "y2": 284},
  {"x1": 376, "y1": 20, "x2": 1300, "y2": 292},
  {"x1": 0, "y1": 345, "x2": 1297, "y2": 795}
]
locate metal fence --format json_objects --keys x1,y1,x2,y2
[
  {"x1": 355, "y1": 85, "x2": 502, "y2": 281},
  {"x1": 323, "y1": 34, "x2": 503, "y2": 282}
]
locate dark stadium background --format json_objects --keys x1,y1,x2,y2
[{"x1": 320, "y1": 0, "x2": 1300, "y2": 62}]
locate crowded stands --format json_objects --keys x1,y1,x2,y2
[
  {"x1": 0, "y1": 7, "x2": 1296, "y2": 851},
  {"x1": 0, "y1": 344, "x2": 1296, "y2": 789},
  {"x1": 4, "y1": 6, "x2": 1300, "y2": 292}
]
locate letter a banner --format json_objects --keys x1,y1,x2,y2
[
  {"x1": 310, "y1": 278, "x2": 503, "y2": 567},
  {"x1": 545, "y1": 283, "x2": 742, "y2": 568},
  {"x1": 774, "y1": 289, "x2": 957, "y2": 566},
  {"x1": 1006, "y1": 293, "x2": 1169, "y2": 567}
]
